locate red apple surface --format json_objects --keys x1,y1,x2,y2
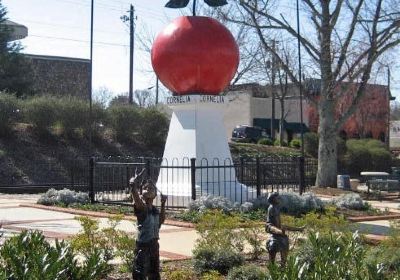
[{"x1": 151, "y1": 16, "x2": 239, "y2": 95}]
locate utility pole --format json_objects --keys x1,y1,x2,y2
[
  {"x1": 129, "y1": 5, "x2": 135, "y2": 104},
  {"x1": 121, "y1": 5, "x2": 135, "y2": 104},
  {"x1": 89, "y1": 0, "x2": 94, "y2": 156},
  {"x1": 270, "y1": 40, "x2": 277, "y2": 140}
]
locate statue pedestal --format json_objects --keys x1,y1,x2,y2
[{"x1": 156, "y1": 95, "x2": 249, "y2": 202}]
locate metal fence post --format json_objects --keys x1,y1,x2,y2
[
  {"x1": 191, "y1": 158, "x2": 196, "y2": 201},
  {"x1": 89, "y1": 157, "x2": 95, "y2": 203},
  {"x1": 70, "y1": 167, "x2": 75, "y2": 190},
  {"x1": 240, "y1": 157, "x2": 244, "y2": 184},
  {"x1": 298, "y1": 156, "x2": 305, "y2": 195},
  {"x1": 256, "y1": 157, "x2": 261, "y2": 197},
  {"x1": 146, "y1": 158, "x2": 151, "y2": 180}
]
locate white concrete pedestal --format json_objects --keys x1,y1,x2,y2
[{"x1": 156, "y1": 95, "x2": 249, "y2": 202}]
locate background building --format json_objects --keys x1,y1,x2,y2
[
  {"x1": 306, "y1": 80, "x2": 394, "y2": 144},
  {"x1": 7, "y1": 20, "x2": 89, "y2": 98},
  {"x1": 222, "y1": 83, "x2": 308, "y2": 142},
  {"x1": 25, "y1": 54, "x2": 90, "y2": 98}
]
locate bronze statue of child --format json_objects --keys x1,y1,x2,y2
[
  {"x1": 265, "y1": 192, "x2": 305, "y2": 266},
  {"x1": 130, "y1": 170, "x2": 167, "y2": 280}
]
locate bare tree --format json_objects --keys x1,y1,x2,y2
[
  {"x1": 94, "y1": 86, "x2": 114, "y2": 108},
  {"x1": 134, "y1": 89, "x2": 154, "y2": 108},
  {"x1": 222, "y1": 0, "x2": 400, "y2": 187}
]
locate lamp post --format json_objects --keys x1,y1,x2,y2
[
  {"x1": 88, "y1": 0, "x2": 94, "y2": 157},
  {"x1": 296, "y1": 0, "x2": 305, "y2": 194}
]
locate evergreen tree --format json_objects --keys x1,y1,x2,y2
[{"x1": 0, "y1": 0, "x2": 33, "y2": 97}]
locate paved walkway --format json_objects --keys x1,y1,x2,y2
[
  {"x1": 0, "y1": 193, "x2": 399, "y2": 260},
  {"x1": 0, "y1": 194, "x2": 198, "y2": 260}
]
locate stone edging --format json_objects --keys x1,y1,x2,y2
[
  {"x1": 347, "y1": 214, "x2": 400, "y2": 222},
  {"x1": 19, "y1": 203, "x2": 195, "y2": 228}
]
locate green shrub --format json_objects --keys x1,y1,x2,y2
[
  {"x1": 289, "y1": 138, "x2": 302, "y2": 148},
  {"x1": 71, "y1": 216, "x2": 135, "y2": 272},
  {"x1": 164, "y1": 268, "x2": 196, "y2": 280},
  {"x1": 344, "y1": 139, "x2": 391, "y2": 175},
  {"x1": 193, "y1": 246, "x2": 244, "y2": 275},
  {"x1": 267, "y1": 231, "x2": 390, "y2": 279},
  {"x1": 174, "y1": 210, "x2": 202, "y2": 223},
  {"x1": 258, "y1": 138, "x2": 273, "y2": 145},
  {"x1": 366, "y1": 221, "x2": 400, "y2": 275},
  {"x1": 304, "y1": 132, "x2": 318, "y2": 158},
  {"x1": 52, "y1": 97, "x2": 106, "y2": 138},
  {"x1": 289, "y1": 232, "x2": 387, "y2": 279},
  {"x1": 23, "y1": 96, "x2": 58, "y2": 134},
  {"x1": 369, "y1": 147, "x2": 391, "y2": 171},
  {"x1": 56, "y1": 97, "x2": 89, "y2": 137},
  {"x1": 282, "y1": 206, "x2": 349, "y2": 234},
  {"x1": 227, "y1": 265, "x2": 267, "y2": 280},
  {"x1": 201, "y1": 270, "x2": 224, "y2": 280},
  {"x1": 0, "y1": 230, "x2": 110, "y2": 280},
  {"x1": 195, "y1": 210, "x2": 244, "y2": 252},
  {"x1": 193, "y1": 211, "x2": 245, "y2": 274},
  {"x1": 274, "y1": 139, "x2": 287, "y2": 146},
  {"x1": 0, "y1": 93, "x2": 19, "y2": 136},
  {"x1": 107, "y1": 104, "x2": 141, "y2": 143},
  {"x1": 139, "y1": 107, "x2": 169, "y2": 149},
  {"x1": 242, "y1": 223, "x2": 265, "y2": 260}
]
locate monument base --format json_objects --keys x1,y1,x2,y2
[{"x1": 156, "y1": 95, "x2": 250, "y2": 203}]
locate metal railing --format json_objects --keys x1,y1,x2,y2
[
  {"x1": 90, "y1": 156, "x2": 317, "y2": 208},
  {"x1": 0, "y1": 157, "x2": 89, "y2": 193}
]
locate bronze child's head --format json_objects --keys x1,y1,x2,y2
[
  {"x1": 268, "y1": 192, "x2": 280, "y2": 205},
  {"x1": 141, "y1": 180, "x2": 157, "y2": 201}
]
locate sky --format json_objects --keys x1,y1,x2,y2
[
  {"x1": 4, "y1": 0, "x2": 400, "y2": 100},
  {"x1": 4, "y1": 0, "x2": 182, "y2": 99}
]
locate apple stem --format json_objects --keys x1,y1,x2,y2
[{"x1": 192, "y1": 0, "x2": 196, "y2": 16}]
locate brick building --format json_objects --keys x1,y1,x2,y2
[
  {"x1": 25, "y1": 54, "x2": 90, "y2": 98},
  {"x1": 306, "y1": 80, "x2": 394, "y2": 143},
  {"x1": 6, "y1": 20, "x2": 90, "y2": 98}
]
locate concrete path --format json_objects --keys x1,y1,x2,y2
[{"x1": 0, "y1": 193, "x2": 198, "y2": 260}]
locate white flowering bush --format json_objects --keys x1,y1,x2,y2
[
  {"x1": 239, "y1": 202, "x2": 254, "y2": 213},
  {"x1": 37, "y1": 188, "x2": 89, "y2": 206},
  {"x1": 190, "y1": 192, "x2": 324, "y2": 215},
  {"x1": 246, "y1": 192, "x2": 324, "y2": 215},
  {"x1": 189, "y1": 195, "x2": 240, "y2": 213},
  {"x1": 333, "y1": 193, "x2": 367, "y2": 210},
  {"x1": 280, "y1": 192, "x2": 325, "y2": 214}
]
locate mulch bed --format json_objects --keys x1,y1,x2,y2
[{"x1": 311, "y1": 187, "x2": 354, "y2": 196}]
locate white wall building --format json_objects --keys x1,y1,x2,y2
[{"x1": 222, "y1": 83, "x2": 309, "y2": 142}]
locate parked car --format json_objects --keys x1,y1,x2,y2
[{"x1": 231, "y1": 125, "x2": 269, "y2": 143}]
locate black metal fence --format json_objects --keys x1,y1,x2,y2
[
  {"x1": 0, "y1": 154, "x2": 318, "y2": 208},
  {"x1": 90, "y1": 156, "x2": 318, "y2": 208},
  {"x1": 0, "y1": 157, "x2": 89, "y2": 193}
]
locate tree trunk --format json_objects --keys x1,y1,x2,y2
[
  {"x1": 316, "y1": 1, "x2": 337, "y2": 187},
  {"x1": 316, "y1": 96, "x2": 337, "y2": 187},
  {"x1": 279, "y1": 99, "x2": 284, "y2": 144}
]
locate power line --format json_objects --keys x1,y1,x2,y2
[
  {"x1": 14, "y1": 19, "x2": 127, "y2": 35},
  {"x1": 29, "y1": 34, "x2": 129, "y2": 47}
]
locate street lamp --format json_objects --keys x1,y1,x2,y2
[
  {"x1": 296, "y1": 0, "x2": 305, "y2": 194},
  {"x1": 88, "y1": 0, "x2": 94, "y2": 156}
]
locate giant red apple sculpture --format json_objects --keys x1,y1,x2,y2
[{"x1": 151, "y1": 16, "x2": 239, "y2": 95}]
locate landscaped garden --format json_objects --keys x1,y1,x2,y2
[{"x1": 2, "y1": 188, "x2": 399, "y2": 279}]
